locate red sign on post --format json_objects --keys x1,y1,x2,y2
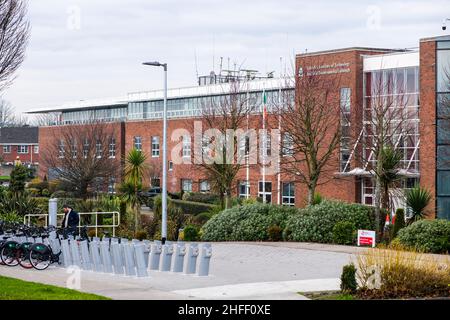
[{"x1": 357, "y1": 230, "x2": 376, "y2": 248}]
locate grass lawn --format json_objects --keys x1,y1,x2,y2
[
  {"x1": 300, "y1": 291, "x2": 356, "y2": 300},
  {"x1": 0, "y1": 275, "x2": 110, "y2": 300}
]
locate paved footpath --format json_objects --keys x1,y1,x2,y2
[{"x1": 0, "y1": 242, "x2": 359, "y2": 300}]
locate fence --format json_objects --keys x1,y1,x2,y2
[{"x1": 23, "y1": 211, "x2": 120, "y2": 237}]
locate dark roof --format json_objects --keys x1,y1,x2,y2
[
  {"x1": 296, "y1": 47, "x2": 408, "y2": 57},
  {"x1": 0, "y1": 126, "x2": 39, "y2": 144}
]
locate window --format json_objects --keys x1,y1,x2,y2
[
  {"x1": 70, "y1": 140, "x2": 77, "y2": 159},
  {"x1": 109, "y1": 138, "x2": 116, "y2": 158},
  {"x1": 169, "y1": 161, "x2": 173, "y2": 171},
  {"x1": 261, "y1": 133, "x2": 271, "y2": 157},
  {"x1": 134, "y1": 136, "x2": 142, "y2": 151},
  {"x1": 282, "y1": 182, "x2": 295, "y2": 206},
  {"x1": 18, "y1": 145, "x2": 29, "y2": 154},
  {"x1": 2, "y1": 145, "x2": 11, "y2": 153},
  {"x1": 57, "y1": 141, "x2": 64, "y2": 158},
  {"x1": 151, "y1": 177, "x2": 161, "y2": 187},
  {"x1": 83, "y1": 138, "x2": 89, "y2": 158},
  {"x1": 182, "y1": 135, "x2": 191, "y2": 158},
  {"x1": 340, "y1": 88, "x2": 351, "y2": 172},
  {"x1": 200, "y1": 180, "x2": 210, "y2": 193},
  {"x1": 238, "y1": 181, "x2": 250, "y2": 198},
  {"x1": 108, "y1": 178, "x2": 116, "y2": 194},
  {"x1": 282, "y1": 132, "x2": 294, "y2": 156},
  {"x1": 258, "y1": 181, "x2": 272, "y2": 203},
  {"x1": 151, "y1": 136, "x2": 160, "y2": 157},
  {"x1": 95, "y1": 140, "x2": 102, "y2": 158},
  {"x1": 181, "y1": 179, "x2": 192, "y2": 192}
]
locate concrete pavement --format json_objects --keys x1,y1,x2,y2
[{"x1": 0, "y1": 242, "x2": 354, "y2": 300}]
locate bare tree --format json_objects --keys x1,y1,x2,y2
[
  {"x1": 0, "y1": 0, "x2": 30, "y2": 92},
  {"x1": 41, "y1": 122, "x2": 121, "y2": 199},
  {"x1": 189, "y1": 81, "x2": 258, "y2": 208},
  {"x1": 275, "y1": 61, "x2": 343, "y2": 205},
  {"x1": 0, "y1": 99, "x2": 28, "y2": 127}
]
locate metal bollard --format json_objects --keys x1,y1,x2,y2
[
  {"x1": 60, "y1": 239, "x2": 72, "y2": 268},
  {"x1": 35, "y1": 237, "x2": 43, "y2": 244},
  {"x1": 160, "y1": 241, "x2": 173, "y2": 272},
  {"x1": 197, "y1": 243, "x2": 212, "y2": 276},
  {"x1": 111, "y1": 242, "x2": 124, "y2": 275},
  {"x1": 172, "y1": 242, "x2": 186, "y2": 273},
  {"x1": 134, "y1": 244, "x2": 148, "y2": 277},
  {"x1": 26, "y1": 237, "x2": 34, "y2": 243},
  {"x1": 99, "y1": 241, "x2": 113, "y2": 273},
  {"x1": 92, "y1": 237, "x2": 100, "y2": 242},
  {"x1": 122, "y1": 243, "x2": 136, "y2": 276},
  {"x1": 48, "y1": 198, "x2": 58, "y2": 227},
  {"x1": 80, "y1": 240, "x2": 92, "y2": 271},
  {"x1": 120, "y1": 238, "x2": 128, "y2": 244},
  {"x1": 69, "y1": 240, "x2": 81, "y2": 267},
  {"x1": 102, "y1": 237, "x2": 110, "y2": 243},
  {"x1": 131, "y1": 239, "x2": 140, "y2": 244},
  {"x1": 43, "y1": 238, "x2": 50, "y2": 246},
  {"x1": 149, "y1": 240, "x2": 162, "y2": 270},
  {"x1": 185, "y1": 243, "x2": 199, "y2": 274},
  {"x1": 49, "y1": 238, "x2": 61, "y2": 255},
  {"x1": 89, "y1": 240, "x2": 103, "y2": 272}
]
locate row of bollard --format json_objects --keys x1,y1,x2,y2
[{"x1": 59, "y1": 238, "x2": 212, "y2": 278}]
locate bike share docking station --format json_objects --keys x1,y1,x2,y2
[{"x1": 1, "y1": 198, "x2": 213, "y2": 277}]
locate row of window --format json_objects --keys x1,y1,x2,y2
[
  {"x1": 180, "y1": 180, "x2": 296, "y2": 206},
  {"x1": 133, "y1": 133, "x2": 294, "y2": 159},
  {"x1": 58, "y1": 138, "x2": 116, "y2": 159},
  {"x1": 1, "y1": 145, "x2": 39, "y2": 154}
]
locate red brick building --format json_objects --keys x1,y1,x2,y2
[
  {"x1": 28, "y1": 35, "x2": 450, "y2": 219},
  {"x1": 0, "y1": 126, "x2": 39, "y2": 177}
]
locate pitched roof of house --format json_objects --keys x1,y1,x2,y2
[{"x1": 0, "y1": 126, "x2": 39, "y2": 144}]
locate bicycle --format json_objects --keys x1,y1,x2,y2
[{"x1": 28, "y1": 225, "x2": 90, "y2": 270}]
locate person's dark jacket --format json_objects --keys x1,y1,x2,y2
[{"x1": 62, "y1": 209, "x2": 80, "y2": 234}]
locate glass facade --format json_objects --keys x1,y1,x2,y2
[
  {"x1": 364, "y1": 66, "x2": 420, "y2": 173},
  {"x1": 437, "y1": 40, "x2": 450, "y2": 219},
  {"x1": 49, "y1": 89, "x2": 293, "y2": 126}
]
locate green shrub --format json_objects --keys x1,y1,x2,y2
[
  {"x1": 396, "y1": 219, "x2": 450, "y2": 254},
  {"x1": 340, "y1": 264, "x2": 357, "y2": 294},
  {"x1": 182, "y1": 192, "x2": 220, "y2": 204},
  {"x1": 267, "y1": 225, "x2": 283, "y2": 241},
  {"x1": 242, "y1": 198, "x2": 257, "y2": 206},
  {"x1": 284, "y1": 200, "x2": 375, "y2": 243},
  {"x1": 332, "y1": 221, "x2": 356, "y2": 245},
  {"x1": 201, "y1": 203, "x2": 299, "y2": 241},
  {"x1": 41, "y1": 188, "x2": 50, "y2": 197},
  {"x1": 312, "y1": 192, "x2": 324, "y2": 205},
  {"x1": 193, "y1": 211, "x2": 215, "y2": 226},
  {"x1": 171, "y1": 199, "x2": 217, "y2": 215},
  {"x1": 0, "y1": 211, "x2": 22, "y2": 223},
  {"x1": 51, "y1": 190, "x2": 74, "y2": 199},
  {"x1": 135, "y1": 230, "x2": 148, "y2": 241},
  {"x1": 392, "y1": 208, "x2": 405, "y2": 239},
  {"x1": 27, "y1": 188, "x2": 41, "y2": 197},
  {"x1": 183, "y1": 224, "x2": 200, "y2": 241}
]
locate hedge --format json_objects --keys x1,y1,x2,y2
[
  {"x1": 201, "y1": 203, "x2": 299, "y2": 241},
  {"x1": 283, "y1": 200, "x2": 375, "y2": 243},
  {"x1": 182, "y1": 192, "x2": 220, "y2": 204},
  {"x1": 171, "y1": 199, "x2": 217, "y2": 215},
  {"x1": 396, "y1": 219, "x2": 450, "y2": 254}
]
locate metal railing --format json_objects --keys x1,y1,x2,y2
[{"x1": 23, "y1": 211, "x2": 120, "y2": 237}]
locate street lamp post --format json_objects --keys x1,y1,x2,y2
[{"x1": 143, "y1": 61, "x2": 168, "y2": 244}]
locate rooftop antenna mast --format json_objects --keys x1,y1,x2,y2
[
  {"x1": 219, "y1": 57, "x2": 223, "y2": 75},
  {"x1": 194, "y1": 49, "x2": 199, "y2": 80}
]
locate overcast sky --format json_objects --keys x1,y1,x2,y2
[{"x1": 2, "y1": 0, "x2": 449, "y2": 115}]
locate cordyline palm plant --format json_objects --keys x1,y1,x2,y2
[
  {"x1": 405, "y1": 186, "x2": 432, "y2": 224},
  {"x1": 379, "y1": 145, "x2": 403, "y2": 214},
  {"x1": 122, "y1": 148, "x2": 148, "y2": 235}
]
